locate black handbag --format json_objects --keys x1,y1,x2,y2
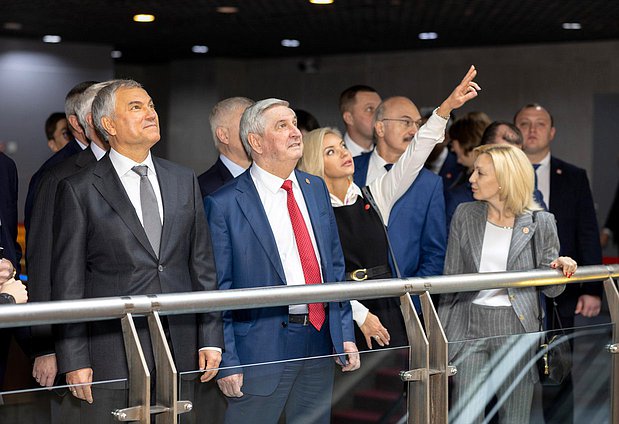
[{"x1": 531, "y1": 211, "x2": 572, "y2": 385}]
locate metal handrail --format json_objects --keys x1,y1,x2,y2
[{"x1": 1, "y1": 264, "x2": 617, "y2": 329}]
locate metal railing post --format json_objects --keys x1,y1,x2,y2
[{"x1": 604, "y1": 277, "x2": 619, "y2": 424}]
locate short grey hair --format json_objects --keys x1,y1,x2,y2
[
  {"x1": 239, "y1": 98, "x2": 289, "y2": 157},
  {"x1": 92, "y1": 79, "x2": 143, "y2": 142},
  {"x1": 64, "y1": 81, "x2": 97, "y2": 131},
  {"x1": 76, "y1": 81, "x2": 115, "y2": 140},
  {"x1": 209, "y1": 97, "x2": 254, "y2": 148}
]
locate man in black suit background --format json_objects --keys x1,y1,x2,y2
[
  {"x1": 51, "y1": 80, "x2": 223, "y2": 420},
  {"x1": 198, "y1": 97, "x2": 254, "y2": 198},
  {"x1": 515, "y1": 103, "x2": 603, "y2": 424},
  {"x1": 24, "y1": 81, "x2": 97, "y2": 233}
]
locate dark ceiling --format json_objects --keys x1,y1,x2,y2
[{"x1": 2, "y1": 0, "x2": 619, "y2": 64}]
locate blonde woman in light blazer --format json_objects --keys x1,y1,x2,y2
[{"x1": 438, "y1": 144, "x2": 577, "y2": 424}]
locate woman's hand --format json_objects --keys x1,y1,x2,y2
[
  {"x1": 550, "y1": 256, "x2": 577, "y2": 278},
  {"x1": 359, "y1": 312, "x2": 390, "y2": 349}
]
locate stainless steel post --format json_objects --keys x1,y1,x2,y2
[{"x1": 604, "y1": 277, "x2": 619, "y2": 424}]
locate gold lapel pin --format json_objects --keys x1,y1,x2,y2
[
  {"x1": 305, "y1": 178, "x2": 310, "y2": 184},
  {"x1": 523, "y1": 227, "x2": 530, "y2": 234},
  {"x1": 556, "y1": 168, "x2": 562, "y2": 175}
]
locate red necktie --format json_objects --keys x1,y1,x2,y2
[{"x1": 281, "y1": 179, "x2": 325, "y2": 331}]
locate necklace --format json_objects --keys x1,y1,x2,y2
[{"x1": 487, "y1": 220, "x2": 513, "y2": 230}]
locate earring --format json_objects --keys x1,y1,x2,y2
[{"x1": 498, "y1": 186, "x2": 502, "y2": 190}]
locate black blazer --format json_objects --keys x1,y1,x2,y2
[
  {"x1": 24, "y1": 139, "x2": 83, "y2": 233},
  {"x1": 197, "y1": 157, "x2": 234, "y2": 199},
  {"x1": 0, "y1": 152, "x2": 20, "y2": 272},
  {"x1": 51, "y1": 154, "x2": 223, "y2": 380},
  {"x1": 548, "y1": 156, "x2": 603, "y2": 317},
  {"x1": 27, "y1": 148, "x2": 96, "y2": 357}
]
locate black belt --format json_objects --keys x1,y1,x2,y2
[
  {"x1": 348, "y1": 264, "x2": 392, "y2": 281},
  {"x1": 288, "y1": 314, "x2": 310, "y2": 326}
]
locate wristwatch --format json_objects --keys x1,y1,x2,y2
[{"x1": 0, "y1": 293, "x2": 16, "y2": 304}]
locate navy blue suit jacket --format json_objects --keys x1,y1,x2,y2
[
  {"x1": 197, "y1": 157, "x2": 233, "y2": 199},
  {"x1": 24, "y1": 139, "x2": 83, "y2": 233},
  {"x1": 354, "y1": 153, "x2": 446, "y2": 280},
  {"x1": 204, "y1": 169, "x2": 353, "y2": 396},
  {"x1": 439, "y1": 150, "x2": 465, "y2": 191},
  {"x1": 548, "y1": 156, "x2": 603, "y2": 316}
]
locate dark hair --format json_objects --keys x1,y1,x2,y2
[
  {"x1": 295, "y1": 109, "x2": 320, "y2": 133},
  {"x1": 448, "y1": 112, "x2": 491, "y2": 153},
  {"x1": 339, "y1": 85, "x2": 378, "y2": 114},
  {"x1": 513, "y1": 103, "x2": 554, "y2": 127},
  {"x1": 44, "y1": 112, "x2": 67, "y2": 139},
  {"x1": 481, "y1": 121, "x2": 523, "y2": 147}
]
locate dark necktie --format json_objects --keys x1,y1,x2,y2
[
  {"x1": 532, "y1": 164, "x2": 548, "y2": 211},
  {"x1": 281, "y1": 179, "x2": 325, "y2": 331},
  {"x1": 384, "y1": 163, "x2": 393, "y2": 172},
  {"x1": 132, "y1": 165, "x2": 162, "y2": 257}
]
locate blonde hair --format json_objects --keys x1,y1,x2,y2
[
  {"x1": 473, "y1": 144, "x2": 542, "y2": 215},
  {"x1": 297, "y1": 127, "x2": 343, "y2": 178}
]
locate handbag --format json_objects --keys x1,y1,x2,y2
[{"x1": 531, "y1": 211, "x2": 572, "y2": 385}]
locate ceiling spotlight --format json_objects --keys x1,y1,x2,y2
[
  {"x1": 310, "y1": 0, "x2": 334, "y2": 4},
  {"x1": 3, "y1": 22, "x2": 22, "y2": 31},
  {"x1": 562, "y1": 22, "x2": 582, "y2": 30},
  {"x1": 192, "y1": 45, "x2": 209, "y2": 54},
  {"x1": 216, "y1": 6, "x2": 239, "y2": 14},
  {"x1": 111, "y1": 50, "x2": 123, "y2": 59},
  {"x1": 42, "y1": 35, "x2": 62, "y2": 43},
  {"x1": 281, "y1": 39, "x2": 300, "y2": 48},
  {"x1": 133, "y1": 14, "x2": 155, "y2": 23},
  {"x1": 418, "y1": 32, "x2": 438, "y2": 40}
]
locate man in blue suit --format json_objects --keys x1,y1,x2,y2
[
  {"x1": 354, "y1": 96, "x2": 446, "y2": 292},
  {"x1": 205, "y1": 98, "x2": 359, "y2": 424}
]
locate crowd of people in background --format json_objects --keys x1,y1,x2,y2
[{"x1": 0, "y1": 64, "x2": 617, "y2": 424}]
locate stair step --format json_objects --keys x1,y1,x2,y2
[
  {"x1": 374, "y1": 367, "x2": 405, "y2": 391},
  {"x1": 354, "y1": 389, "x2": 403, "y2": 411}
]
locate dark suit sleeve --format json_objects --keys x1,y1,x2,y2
[
  {"x1": 2, "y1": 155, "x2": 21, "y2": 273},
  {"x1": 26, "y1": 170, "x2": 61, "y2": 357},
  {"x1": 51, "y1": 179, "x2": 91, "y2": 374},
  {"x1": 188, "y1": 175, "x2": 223, "y2": 350},
  {"x1": 204, "y1": 195, "x2": 242, "y2": 376},
  {"x1": 416, "y1": 177, "x2": 446, "y2": 277}
]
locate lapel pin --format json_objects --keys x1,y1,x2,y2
[
  {"x1": 305, "y1": 178, "x2": 310, "y2": 184},
  {"x1": 556, "y1": 168, "x2": 562, "y2": 175},
  {"x1": 523, "y1": 227, "x2": 530, "y2": 234}
]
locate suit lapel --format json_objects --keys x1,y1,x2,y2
[
  {"x1": 549, "y1": 156, "x2": 563, "y2": 212},
  {"x1": 154, "y1": 158, "x2": 177, "y2": 260},
  {"x1": 507, "y1": 212, "x2": 536, "y2": 270},
  {"x1": 92, "y1": 155, "x2": 157, "y2": 259},
  {"x1": 235, "y1": 172, "x2": 286, "y2": 283},
  {"x1": 75, "y1": 148, "x2": 96, "y2": 168},
  {"x1": 296, "y1": 171, "x2": 329, "y2": 274},
  {"x1": 217, "y1": 158, "x2": 234, "y2": 183},
  {"x1": 465, "y1": 202, "x2": 487, "y2": 270}
]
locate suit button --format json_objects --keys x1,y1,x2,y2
[
  {"x1": 281, "y1": 322, "x2": 287, "y2": 328},
  {"x1": 158, "y1": 265, "x2": 164, "y2": 272},
  {"x1": 518, "y1": 314, "x2": 525, "y2": 321},
  {"x1": 509, "y1": 295, "x2": 516, "y2": 301}
]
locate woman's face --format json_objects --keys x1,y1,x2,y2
[
  {"x1": 452, "y1": 139, "x2": 476, "y2": 169},
  {"x1": 469, "y1": 153, "x2": 501, "y2": 203},
  {"x1": 322, "y1": 133, "x2": 354, "y2": 180}
]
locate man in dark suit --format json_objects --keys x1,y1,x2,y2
[
  {"x1": 205, "y1": 98, "x2": 359, "y2": 424},
  {"x1": 51, "y1": 80, "x2": 223, "y2": 420},
  {"x1": 24, "y1": 81, "x2": 97, "y2": 233},
  {"x1": 354, "y1": 97, "x2": 446, "y2": 297},
  {"x1": 198, "y1": 97, "x2": 254, "y2": 198},
  {"x1": 29, "y1": 82, "x2": 112, "y2": 397},
  {"x1": 515, "y1": 103, "x2": 603, "y2": 424}
]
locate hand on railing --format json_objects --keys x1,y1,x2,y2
[
  {"x1": 67, "y1": 367, "x2": 94, "y2": 403},
  {"x1": 550, "y1": 256, "x2": 577, "y2": 278},
  {"x1": 33, "y1": 354, "x2": 58, "y2": 387}
]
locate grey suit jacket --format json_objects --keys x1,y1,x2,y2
[
  {"x1": 51, "y1": 154, "x2": 223, "y2": 380},
  {"x1": 437, "y1": 201, "x2": 564, "y2": 360}
]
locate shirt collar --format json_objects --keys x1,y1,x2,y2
[
  {"x1": 537, "y1": 151, "x2": 551, "y2": 168},
  {"x1": 370, "y1": 148, "x2": 389, "y2": 167},
  {"x1": 89, "y1": 142, "x2": 107, "y2": 161},
  {"x1": 250, "y1": 162, "x2": 298, "y2": 194},
  {"x1": 344, "y1": 132, "x2": 373, "y2": 154},
  {"x1": 330, "y1": 181, "x2": 363, "y2": 207},
  {"x1": 109, "y1": 148, "x2": 156, "y2": 177},
  {"x1": 220, "y1": 154, "x2": 248, "y2": 178}
]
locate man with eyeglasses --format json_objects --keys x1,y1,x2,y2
[{"x1": 353, "y1": 96, "x2": 447, "y2": 312}]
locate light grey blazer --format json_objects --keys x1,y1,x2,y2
[{"x1": 437, "y1": 201, "x2": 565, "y2": 360}]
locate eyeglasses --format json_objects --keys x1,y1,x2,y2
[{"x1": 381, "y1": 118, "x2": 423, "y2": 129}]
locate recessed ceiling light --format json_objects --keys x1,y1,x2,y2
[
  {"x1": 281, "y1": 39, "x2": 300, "y2": 48},
  {"x1": 133, "y1": 14, "x2": 155, "y2": 23},
  {"x1": 216, "y1": 6, "x2": 239, "y2": 14},
  {"x1": 562, "y1": 22, "x2": 582, "y2": 30},
  {"x1": 418, "y1": 32, "x2": 438, "y2": 40},
  {"x1": 111, "y1": 50, "x2": 123, "y2": 59},
  {"x1": 192, "y1": 45, "x2": 209, "y2": 54},
  {"x1": 42, "y1": 35, "x2": 62, "y2": 43},
  {"x1": 310, "y1": 0, "x2": 334, "y2": 4},
  {"x1": 3, "y1": 22, "x2": 22, "y2": 31}
]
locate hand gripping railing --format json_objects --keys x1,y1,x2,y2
[{"x1": 0, "y1": 264, "x2": 617, "y2": 423}]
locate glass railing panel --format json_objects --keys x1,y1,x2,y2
[
  {"x1": 0, "y1": 378, "x2": 128, "y2": 423},
  {"x1": 446, "y1": 322, "x2": 613, "y2": 424},
  {"x1": 178, "y1": 346, "x2": 411, "y2": 424}
]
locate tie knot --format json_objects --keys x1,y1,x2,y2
[
  {"x1": 132, "y1": 165, "x2": 149, "y2": 178},
  {"x1": 532, "y1": 164, "x2": 541, "y2": 171},
  {"x1": 384, "y1": 163, "x2": 393, "y2": 172},
  {"x1": 281, "y1": 179, "x2": 293, "y2": 193}
]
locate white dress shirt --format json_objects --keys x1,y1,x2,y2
[
  {"x1": 533, "y1": 152, "x2": 551, "y2": 208},
  {"x1": 344, "y1": 132, "x2": 373, "y2": 158},
  {"x1": 220, "y1": 154, "x2": 247, "y2": 178},
  {"x1": 90, "y1": 142, "x2": 107, "y2": 161},
  {"x1": 250, "y1": 163, "x2": 323, "y2": 314}
]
